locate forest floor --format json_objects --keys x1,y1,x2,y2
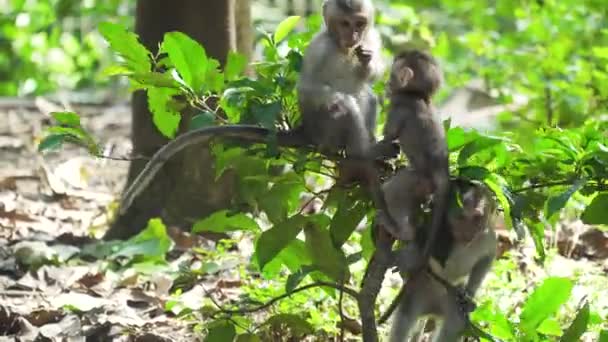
[{"x1": 0, "y1": 95, "x2": 606, "y2": 341}]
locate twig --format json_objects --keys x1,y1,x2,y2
[
  {"x1": 337, "y1": 278, "x2": 346, "y2": 342},
  {"x1": 213, "y1": 281, "x2": 359, "y2": 316},
  {"x1": 94, "y1": 153, "x2": 150, "y2": 162},
  {"x1": 512, "y1": 180, "x2": 576, "y2": 193}
]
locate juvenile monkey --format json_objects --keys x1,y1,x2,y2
[
  {"x1": 376, "y1": 50, "x2": 448, "y2": 261},
  {"x1": 387, "y1": 181, "x2": 498, "y2": 342}
]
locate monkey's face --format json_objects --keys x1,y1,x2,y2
[
  {"x1": 331, "y1": 13, "x2": 368, "y2": 50},
  {"x1": 450, "y1": 186, "x2": 494, "y2": 243}
]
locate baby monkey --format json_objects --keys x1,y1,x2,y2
[
  {"x1": 388, "y1": 181, "x2": 498, "y2": 342},
  {"x1": 376, "y1": 50, "x2": 448, "y2": 263}
]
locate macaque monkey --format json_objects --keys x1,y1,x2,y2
[
  {"x1": 297, "y1": 0, "x2": 384, "y2": 167},
  {"x1": 117, "y1": 0, "x2": 397, "y2": 222},
  {"x1": 376, "y1": 50, "x2": 448, "y2": 262},
  {"x1": 387, "y1": 181, "x2": 498, "y2": 342}
]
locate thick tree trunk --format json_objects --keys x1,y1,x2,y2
[{"x1": 105, "y1": 0, "x2": 240, "y2": 240}]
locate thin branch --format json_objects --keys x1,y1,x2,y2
[
  {"x1": 94, "y1": 153, "x2": 150, "y2": 162},
  {"x1": 512, "y1": 180, "x2": 578, "y2": 193},
  {"x1": 213, "y1": 281, "x2": 359, "y2": 316}
]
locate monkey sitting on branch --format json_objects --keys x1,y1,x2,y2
[
  {"x1": 117, "y1": 0, "x2": 397, "y2": 218},
  {"x1": 375, "y1": 49, "x2": 450, "y2": 267},
  {"x1": 384, "y1": 180, "x2": 498, "y2": 342}
]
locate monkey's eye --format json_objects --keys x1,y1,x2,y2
[
  {"x1": 340, "y1": 20, "x2": 350, "y2": 28},
  {"x1": 355, "y1": 20, "x2": 366, "y2": 29}
]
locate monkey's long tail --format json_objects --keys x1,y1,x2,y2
[{"x1": 118, "y1": 125, "x2": 309, "y2": 215}]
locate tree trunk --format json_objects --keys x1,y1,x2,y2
[
  {"x1": 105, "y1": 0, "x2": 241, "y2": 240},
  {"x1": 235, "y1": 0, "x2": 253, "y2": 64}
]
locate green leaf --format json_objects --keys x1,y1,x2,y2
[
  {"x1": 457, "y1": 135, "x2": 503, "y2": 165},
  {"x1": 131, "y1": 71, "x2": 180, "y2": 89},
  {"x1": 256, "y1": 215, "x2": 306, "y2": 270},
  {"x1": 225, "y1": 50, "x2": 247, "y2": 81},
  {"x1": 112, "y1": 218, "x2": 173, "y2": 261},
  {"x1": 204, "y1": 58, "x2": 225, "y2": 93},
  {"x1": 262, "y1": 239, "x2": 312, "y2": 278},
  {"x1": 236, "y1": 334, "x2": 262, "y2": 342},
  {"x1": 99, "y1": 22, "x2": 151, "y2": 73},
  {"x1": 259, "y1": 175, "x2": 305, "y2": 223},
  {"x1": 265, "y1": 314, "x2": 314, "y2": 336},
  {"x1": 545, "y1": 178, "x2": 586, "y2": 219},
  {"x1": 581, "y1": 193, "x2": 608, "y2": 225},
  {"x1": 100, "y1": 64, "x2": 132, "y2": 77},
  {"x1": 559, "y1": 301, "x2": 590, "y2": 342},
  {"x1": 484, "y1": 174, "x2": 514, "y2": 229},
  {"x1": 38, "y1": 134, "x2": 68, "y2": 152},
  {"x1": 251, "y1": 101, "x2": 282, "y2": 129},
  {"x1": 147, "y1": 87, "x2": 181, "y2": 138},
  {"x1": 189, "y1": 112, "x2": 216, "y2": 130},
  {"x1": 161, "y1": 31, "x2": 208, "y2": 92},
  {"x1": 537, "y1": 318, "x2": 562, "y2": 336},
  {"x1": 520, "y1": 277, "x2": 573, "y2": 335},
  {"x1": 205, "y1": 320, "x2": 236, "y2": 342},
  {"x1": 304, "y1": 219, "x2": 350, "y2": 282},
  {"x1": 446, "y1": 127, "x2": 469, "y2": 151},
  {"x1": 285, "y1": 265, "x2": 315, "y2": 293},
  {"x1": 274, "y1": 16, "x2": 301, "y2": 43},
  {"x1": 600, "y1": 330, "x2": 608, "y2": 342},
  {"x1": 330, "y1": 199, "x2": 367, "y2": 247},
  {"x1": 192, "y1": 210, "x2": 260, "y2": 233},
  {"x1": 51, "y1": 111, "x2": 80, "y2": 126}
]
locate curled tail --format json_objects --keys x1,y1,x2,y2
[{"x1": 118, "y1": 125, "x2": 308, "y2": 215}]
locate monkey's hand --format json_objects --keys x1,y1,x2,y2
[
  {"x1": 455, "y1": 287, "x2": 477, "y2": 316},
  {"x1": 355, "y1": 46, "x2": 373, "y2": 66},
  {"x1": 326, "y1": 94, "x2": 349, "y2": 116}
]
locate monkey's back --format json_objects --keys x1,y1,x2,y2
[{"x1": 390, "y1": 95, "x2": 448, "y2": 176}]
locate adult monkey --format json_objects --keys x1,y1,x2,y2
[
  {"x1": 297, "y1": 0, "x2": 384, "y2": 163},
  {"x1": 117, "y1": 0, "x2": 396, "y2": 217},
  {"x1": 383, "y1": 181, "x2": 499, "y2": 342}
]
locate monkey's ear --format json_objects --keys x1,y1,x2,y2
[{"x1": 398, "y1": 67, "x2": 414, "y2": 87}]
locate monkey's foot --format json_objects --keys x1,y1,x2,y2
[{"x1": 376, "y1": 211, "x2": 415, "y2": 241}]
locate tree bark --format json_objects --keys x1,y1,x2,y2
[
  {"x1": 105, "y1": 0, "x2": 241, "y2": 240},
  {"x1": 235, "y1": 0, "x2": 253, "y2": 64}
]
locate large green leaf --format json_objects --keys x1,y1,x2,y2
[
  {"x1": 304, "y1": 217, "x2": 350, "y2": 282},
  {"x1": 545, "y1": 178, "x2": 587, "y2": 220},
  {"x1": 559, "y1": 301, "x2": 590, "y2": 342},
  {"x1": 329, "y1": 198, "x2": 367, "y2": 247},
  {"x1": 192, "y1": 210, "x2": 260, "y2": 233},
  {"x1": 259, "y1": 175, "x2": 305, "y2": 224},
  {"x1": 51, "y1": 111, "x2": 80, "y2": 126},
  {"x1": 265, "y1": 314, "x2": 313, "y2": 336},
  {"x1": 99, "y1": 22, "x2": 151, "y2": 73},
  {"x1": 520, "y1": 277, "x2": 573, "y2": 335},
  {"x1": 225, "y1": 50, "x2": 247, "y2": 81},
  {"x1": 581, "y1": 193, "x2": 608, "y2": 225},
  {"x1": 111, "y1": 218, "x2": 173, "y2": 261},
  {"x1": 147, "y1": 87, "x2": 181, "y2": 138},
  {"x1": 161, "y1": 31, "x2": 208, "y2": 92},
  {"x1": 205, "y1": 320, "x2": 236, "y2": 342},
  {"x1": 256, "y1": 214, "x2": 307, "y2": 270},
  {"x1": 274, "y1": 16, "x2": 301, "y2": 43}
]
